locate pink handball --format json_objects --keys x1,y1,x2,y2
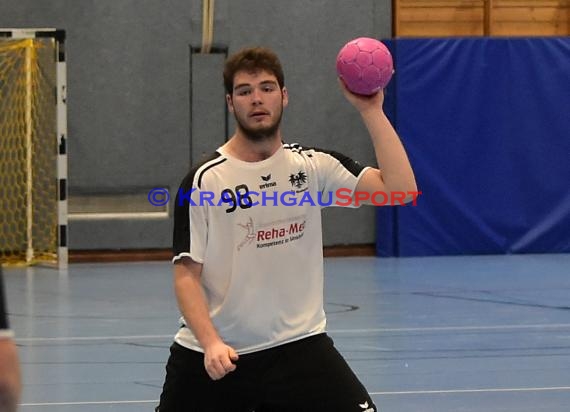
[{"x1": 336, "y1": 37, "x2": 394, "y2": 96}]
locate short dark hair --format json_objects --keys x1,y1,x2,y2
[{"x1": 223, "y1": 47, "x2": 285, "y2": 94}]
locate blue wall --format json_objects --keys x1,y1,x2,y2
[{"x1": 378, "y1": 38, "x2": 570, "y2": 256}]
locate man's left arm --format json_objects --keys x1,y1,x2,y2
[{"x1": 340, "y1": 80, "x2": 418, "y2": 204}]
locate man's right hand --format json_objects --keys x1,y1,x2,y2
[{"x1": 204, "y1": 340, "x2": 239, "y2": 380}]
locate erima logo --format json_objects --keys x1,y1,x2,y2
[
  {"x1": 359, "y1": 401, "x2": 374, "y2": 412},
  {"x1": 259, "y1": 174, "x2": 277, "y2": 190}
]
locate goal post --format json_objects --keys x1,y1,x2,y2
[{"x1": 0, "y1": 29, "x2": 67, "y2": 268}]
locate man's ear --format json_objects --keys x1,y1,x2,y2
[
  {"x1": 226, "y1": 94, "x2": 234, "y2": 113},
  {"x1": 282, "y1": 87, "x2": 289, "y2": 108}
]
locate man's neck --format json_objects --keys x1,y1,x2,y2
[{"x1": 223, "y1": 132, "x2": 282, "y2": 162}]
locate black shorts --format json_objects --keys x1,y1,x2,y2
[{"x1": 156, "y1": 333, "x2": 377, "y2": 412}]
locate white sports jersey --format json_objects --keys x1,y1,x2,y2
[{"x1": 172, "y1": 143, "x2": 368, "y2": 354}]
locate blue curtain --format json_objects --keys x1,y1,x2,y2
[{"x1": 377, "y1": 38, "x2": 570, "y2": 256}]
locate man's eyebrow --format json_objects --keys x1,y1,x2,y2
[
  {"x1": 259, "y1": 80, "x2": 278, "y2": 87},
  {"x1": 234, "y1": 80, "x2": 278, "y2": 90},
  {"x1": 233, "y1": 83, "x2": 251, "y2": 90}
]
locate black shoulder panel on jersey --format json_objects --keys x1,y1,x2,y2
[
  {"x1": 173, "y1": 152, "x2": 223, "y2": 257},
  {"x1": 197, "y1": 157, "x2": 227, "y2": 189},
  {"x1": 178, "y1": 152, "x2": 223, "y2": 192},
  {"x1": 307, "y1": 146, "x2": 365, "y2": 178},
  {"x1": 0, "y1": 270, "x2": 8, "y2": 330}
]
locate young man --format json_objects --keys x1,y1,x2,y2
[
  {"x1": 0, "y1": 268, "x2": 21, "y2": 412},
  {"x1": 157, "y1": 47, "x2": 416, "y2": 412}
]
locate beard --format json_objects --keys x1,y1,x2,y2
[{"x1": 233, "y1": 107, "x2": 283, "y2": 142}]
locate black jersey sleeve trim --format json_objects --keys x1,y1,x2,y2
[
  {"x1": 289, "y1": 145, "x2": 365, "y2": 178},
  {"x1": 197, "y1": 157, "x2": 227, "y2": 189},
  {"x1": 314, "y1": 148, "x2": 364, "y2": 178},
  {"x1": 172, "y1": 152, "x2": 223, "y2": 258}
]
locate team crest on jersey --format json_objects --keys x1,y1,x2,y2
[{"x1": 289, "y1": 171, "x2": 307, "y2": 192}]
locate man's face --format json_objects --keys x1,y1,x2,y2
[{"x1": 227, "y1": 69, "x2": 288, "y2": 141}]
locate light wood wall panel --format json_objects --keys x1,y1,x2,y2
[
  {"x1": 394, "y1": 0, "x2": 570, "y2": 36},
  {"x1": 493, "y1": 0, "x2": 569, "y2": 35}
]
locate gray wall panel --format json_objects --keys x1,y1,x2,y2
[
  {"x1": 70, "y1": 219, "x2": 171, "y2": 250},
  {"x1": 191, "y1": 53, "x2": 227, "y2": 164},
  {"x1": 1, "y1": 0, "x2": 393, "y2": 249}
]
